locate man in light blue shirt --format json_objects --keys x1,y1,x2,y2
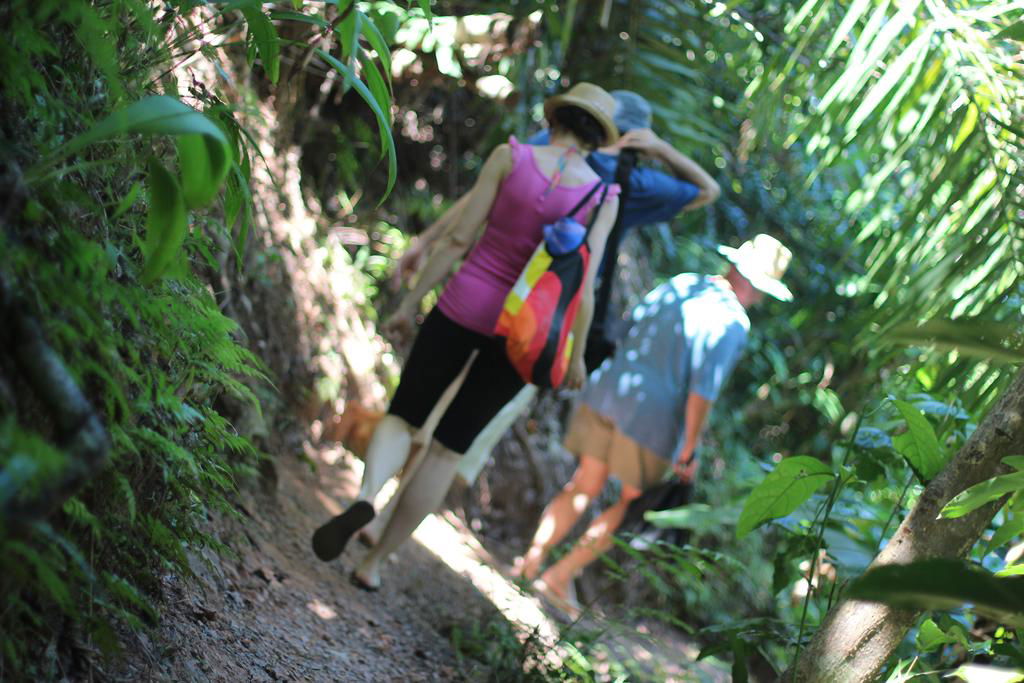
[
  {"x1": 519, "y1": 234, "x2": 794, "y2": 616},
  {"x1": 581, "y1": 273, "x2": 751, "y2": 466}
]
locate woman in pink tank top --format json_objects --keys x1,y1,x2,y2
[{"x1": 312, "y1": 84, "x2": 621, "y2": 591}]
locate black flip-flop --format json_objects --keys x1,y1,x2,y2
[
  {"x1": 349, "y1": 570, "x2": 379, "y2": 593},
  {"x1": 311, "y1": 501, "x2": 375, "y2": 561}
]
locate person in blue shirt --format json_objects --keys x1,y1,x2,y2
[
  {"x1": 520, "y1": 235, "x2": 793, "y2": 617},
  {"x1": 357, "y1": 91, "x2": 721, "y2": 548}
]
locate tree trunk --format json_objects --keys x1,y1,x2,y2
[{"x1": 787, "y1": 367, "x2": 1024, "y2": 682}]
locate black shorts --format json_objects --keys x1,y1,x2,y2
[{"x1": 389, "y1": 308, "x2": 526, "y2": 454}]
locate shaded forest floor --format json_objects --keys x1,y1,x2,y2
[{"x1": 110, "y1": 434, "x2": 731, "y2": 681}]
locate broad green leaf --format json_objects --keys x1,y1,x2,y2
[
  {"x1": 417, "y1": 0, "x2": 433, "y2": 23},
  {"x1": 337, "y1": 6, "x2": 361, "y2": 93},
  {"x1": 891, "y1": 400, "x2": 944, "y2": 481},
  {"x1": 847, "y1": 559, "x2": 1024, "y2": 627},
  {"x1": 176, "y1": 133, "x2": 230, "y2": 209},
  {"x1": 887, "y1": 318, "x2": 1024, "y2": 363},
  {"x1": 59, "y1": 96, "x2": 229, "y2": 161},
  {"x1": 737, "y1": 456, "x2": 833, "y2": 538},
  {"x1": 647, "y1": 503, "x2": 740, "y2": 534},
  {"x1": 952, "y1": 103, "x2": 979, "y2": 152},
  {"x1": 988, "y1": 513, "x2": 1024, "y2": 552},
  {"x1": 994, "y1": 21, "x2": 1024, "y2": 42},
  {"x1": 140, "y1": 158, "x2": 188, "y2": 285},
  {"x1": 997, "y1": 563, "x2": 1024, "y2": 578},
  {"x1": 371, "y1": 9, "x2": 401, "y2": 45},
  {"x1": 357, "y1": 10, "x2": 392, "y2": 78},
  {"x1": 316, "y1": 48, "x2": 397, "y2": 199},
  {"x1": 916, "y1": 618, "x2": 956, "y2": 652},
  {"x1": 226, "y1": 165, "x2": 253, "y2": 264},
  {"x1": 941, "y1": 472, "x2": 1024, "y2": 519},
  {"x1": 239, "y1": 4, "x2": 281, "y2": 84},
  {"x1": 951, "y1": 664, "x2": 1024, "y2": 683},
  {"x1": 358, "y1": 50, "x2": 393, "y2": 151},
  {"x1": 813, "y1": 386, "x2": 844, "y2": 424},
  {"x1": 1003, "y1": 456, "x2": 1024, "y2": 471}
]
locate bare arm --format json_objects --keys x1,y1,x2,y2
[
  {"x1": 676, "y1": 391, "x2": 713, "y2": 482},
  {"x1": 612, "y1": 129, "x2": 721, "y2": 210},
  {"x1": 565, "y1": 193, "x2": 620, "y2": 389},
  {"x1": 654, "y1": 140, "x2": 720, "y2": 210},
  {"x1": 390, "y1": 194, "x2": 472, "y2": 290},
  {"x1": 384, "y1": 145, "x2": 511, "y2": 340}
]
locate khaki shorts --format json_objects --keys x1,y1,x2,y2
[{"x1": 563, "y1": 403, "x2": 669, "y2": 491}]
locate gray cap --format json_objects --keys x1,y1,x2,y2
[{"x1": 611, "y1": 90, "x2": 652, "y2": 133}]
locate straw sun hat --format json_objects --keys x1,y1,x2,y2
[
  {"x1": 718, "y1": 234, "x2": 794, "y2": 301},
  {"x1": 543, "y1": 82, "x2": 620, "y2": 146}
]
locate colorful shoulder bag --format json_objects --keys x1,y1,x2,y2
[{"x1": 494, "y1": 182, "x2": 607, "y2": 388}]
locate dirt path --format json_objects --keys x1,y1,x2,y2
[{"x1": 114, "y1": 438, "x2": 731, "y2": 682}]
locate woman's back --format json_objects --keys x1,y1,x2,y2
[
  {"x1": 529, "y1": 143, "x2": 599, "y2": 186},
  {"x1": 437, "y1": 137, "x2": 619, "y2": 336}
]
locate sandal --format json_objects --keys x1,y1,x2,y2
[{"x1": 311, "y1": 501, "x2": 375, "y2": 561}]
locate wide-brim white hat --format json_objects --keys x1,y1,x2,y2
[{"x1": 717, "y1": 234, "x2": 793, "y2": 301}]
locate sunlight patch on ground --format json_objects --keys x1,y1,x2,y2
[
  {"x1": 411, "y1": 514, "x2": 561, "y2": 647},
  {"x1": 306, "y1": 599, "x2": 338, "y2": 620},
  {"x1": 317, "y1": 453, "x2": 561, "y2": 646}
]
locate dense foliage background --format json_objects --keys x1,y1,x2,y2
[{"x1": 1, "y1": 0, "x2": 1022, "y2": 680}]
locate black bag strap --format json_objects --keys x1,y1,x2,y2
[
  {"x1": 583, "y1": 184, "x2": 610, "y2": 237},
  {"x1": 591, "y1": 151, "x2": 636, "y2": 334},
  {"x1": 565, "y1": 180, "x2": 606, "y2": 225}
]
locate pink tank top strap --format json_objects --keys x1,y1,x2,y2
[{"x1": 506, "y1": 135, "x2": 523, "y2": 166}]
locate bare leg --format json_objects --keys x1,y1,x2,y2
[
  {"x1": 359, "y1": 443, "x2": 423, "y2": 545},
  {"x1": 357, "y1": 414, "x2": 415, "y2": 502},
  {"x1": 312, "y1": 414, "x2": 416, "y2": 562},
  {"x1": 353, "y1": 440, "x2": 462, "y2": 589},
  {"x1": 515, "y1": 455, "x2": 609, "y2": 581},
  {"x1": 537, "y1": 483, "x2": 643, "y2": 600},
  {"x1": 360, "y1": 352, "x2": 476, "y2": 545}
]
